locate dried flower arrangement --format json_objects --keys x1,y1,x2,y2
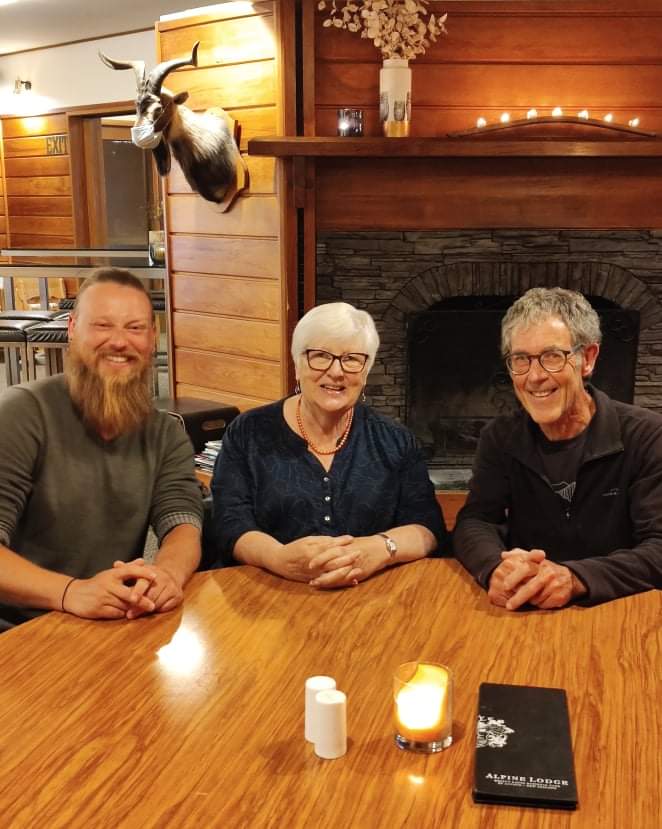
[{"x1": 318, "y1": 0, "x2": 447, "y2": 61}]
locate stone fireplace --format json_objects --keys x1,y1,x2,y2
[{"x1": 317, "y1": 230, "x2": 662, "y2": 486}]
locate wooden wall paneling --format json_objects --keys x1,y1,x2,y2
[
  {"x1": 160, "y1": 15, "x2": 276, "y2": 65},
  {"x1": 9, "y1": 235, "x2": 73, "y2": 247},
  {"x1": 4, "y1": 156, "x2": 71, "y2": 177},
  {"x1": 171, "y1": 274, "x2": 281, "y2": 320},
  {"x1": 0, "y1": 114, "x2": 67, "y2": 139},
  {"x1": 67, "y1": 115, "x2": 89, "y2": 254},
  {"x1": 5, "y1": 176, "x2": 71, "y2": 197},
  {"x1": 1, "y1": 112, "x2": 74, "y2": 303},
  {"x1": 315, "y1": 157, "x2": 662, "y2": 230},
  {"x1": 7, "y1": 196, "x2": 73, "y2": 217},
  {"x1": 165, "y1": 62, "x2": 277, "y2": 111},
  {"x1": 0, "y1": 121, "x2": 7, "y2": 264},
  {"x1": 167, "y1": 194, "x2": 279, "y2": 236},
  {"x1": 316, "y1": 5, "x2": 662, "y2": 63},
  {"x1": 159, "y1": 1, "x2": 293, "y2": 405},
  {"x1": 8, "y1": 216, "x2": 74, "y2": 237},
  {"x1": 302, "y1": 0, "x2": 317, "y2": 136},
  {"x1": 175, "y1": 383, "x2": 271, "y2": 412},
  {"x1": 173, "y1": 311, "x2": 281, "y2": 361},
  {"x1": 169, "y1": 235, "x2": 280, "y2": 279},
  {"x1": 274, "y1": 0, "x2": 298, "y2": 393},
  {"x1": 80, "y1": 118, "x2": 107, "y2": 247},
  {"x1": 313, "y1": 2, "x2": 662, "y2": 137},
  {"x1": 316, "y1": 64, "x2": 662, "y2": 110},
  {"x1": 157, "y1": 1, "x2": 274, "y2": 31},
  {"x1": 175, "y1": 349, "x2": 282, "y2": 399}
]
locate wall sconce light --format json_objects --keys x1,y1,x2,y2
[{"x1": 13, "y1": 78, "x2": 32, "y2": 95}]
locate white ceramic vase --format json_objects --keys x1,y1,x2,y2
[{"x1": 379, "y1": 58, "x2": 411, "y2": 137}]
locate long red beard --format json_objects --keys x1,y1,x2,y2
[{"x1": 65, "y1": 343, "x2": 154, "y2": 440}]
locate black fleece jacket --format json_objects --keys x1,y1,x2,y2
[{"x1": 453, "y1": 386, "x2": 662, "y2": 605}]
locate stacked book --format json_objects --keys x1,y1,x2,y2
[{"x1": 195, "y1": 439, "x2": 222, "y2": 474}]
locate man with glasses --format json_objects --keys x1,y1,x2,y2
[{"x1": 454, "y1": 287, "x2": 662, "y2": 609}]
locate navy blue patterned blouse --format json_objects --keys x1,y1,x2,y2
[{"x1": 210, "y1": 399, "x2": 448, "y2": 565}]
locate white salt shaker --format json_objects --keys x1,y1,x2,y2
[
  {"x1": 305, "y1": 676, "x2": 336, "y2": 743},
  {"x1": 314, "y1": 689, "x2": 347, "y2": 760}
]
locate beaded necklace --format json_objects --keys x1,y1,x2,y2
[{"x1": 296, "y1": 396, "x2": 354, "y2": 456}]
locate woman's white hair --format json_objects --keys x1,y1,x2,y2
[{"x1": 291, "y1": 302, "x2": 380, "y2": 373}]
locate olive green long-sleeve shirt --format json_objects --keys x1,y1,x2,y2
[{"x1": 0, "y1": 375, "x2": 202, "y2": 624}]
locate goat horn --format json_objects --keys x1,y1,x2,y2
[
  {"x1": 146, "y1": 41, "x2": 200, "y2": 96},
  {"x1": 98, "y1": 52, "x2": 146, "y2": 89}
]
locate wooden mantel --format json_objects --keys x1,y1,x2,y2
[{"x1": 248, "y1": 136, "x2": 662, "y2": 158}]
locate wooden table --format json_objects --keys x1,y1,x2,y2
[{"x1": 0, "y1": 560, "x2": 659, "y2": 828}]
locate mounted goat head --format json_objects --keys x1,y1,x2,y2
[{"x1": 99, "y1": 42, "x2": 240, "y2": 204}]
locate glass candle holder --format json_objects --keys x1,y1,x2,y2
[
  {"x1": 393, "y1": 662, "x2": 453, "y2": 753},
  {"x1": 337, "y1": 108, "x2": 363, "y2": 137}
]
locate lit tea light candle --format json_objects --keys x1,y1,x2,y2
[
  {"x1": 476, "y1": 117, "x2": 487, "y2": 128},
  {"x1": 604, "y1": 112, "x2": 614, "y2": 123},
  {"x1": 526, "y1": 108, "x2": 538, "y2": 119},
  {"x1": 500, "y1": 112, "x2": 510, "y2": 124},
  {"x1": 552, "y1": 106, "x2": 563, "y2": 117},
  {"x1": 629, "y1": 117, "x2": 640, "y2": 128},
  {"x1": 394, "y1": 662, "x2": 453, "y2": 753},
  {"x1": 577, "y1": 109, "x2": 590, "y2": 119}
]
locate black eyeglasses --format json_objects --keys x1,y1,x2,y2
[
  {"x1": 505, "y1": 345, "x2": 583, "y2": 375},
  {"x1": 304, "y1": 349, "x2": 369, "y2": 374}
]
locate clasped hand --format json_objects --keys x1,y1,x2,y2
[
  {"x1": 62, "y1": 558, "x2": 183, "y2": 620},
  {"x1": 488, "y1": 548, "x2": 585, "y2": 611},
  {"x1": 275, "y1": 535, "x2": 382, "y2": 589}
]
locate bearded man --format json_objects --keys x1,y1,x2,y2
[{"x1": 0, "y1": 268, "x2": 202, "y2": 628}]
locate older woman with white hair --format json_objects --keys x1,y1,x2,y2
[{"x1": 211, "y1": 302, "x2": 446, "y2": 588}]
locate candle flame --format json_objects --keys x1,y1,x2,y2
[
  {"x1": 476, "y1": 117, "x2": 487, "y2": 128},
  {"x1": 552, "y1": 106, "x2": 563, "y2": 117},
  {"x1": 577, "y1": 109, "x2": 590, "y2": 119},
  {"x1": 604, "y1": 113, "x2": 614, "y2": 123},
  {"x1": 629, "y1": 117, "x2": 640, "y2": 128},
  {"x1": 500, "y1": 112, "x2": 510, "y2": 124},
  {"x1": 526, "y1": 108, "x2": 538, "y2": 119}
]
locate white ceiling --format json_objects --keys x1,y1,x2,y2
[{"x1": 0, "y1": 0, "x2": 222, "y2": 56}]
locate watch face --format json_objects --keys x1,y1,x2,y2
[{"x1": 385, "y1": 537, "x2": 397, "y2": 555}]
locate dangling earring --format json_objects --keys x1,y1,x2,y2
[
  {"x1": 361, "y1": 387, "x2": 367, "y2": 403},
  {"x1": 295, "y1": 380, "x2": 301, "y2": 395}
]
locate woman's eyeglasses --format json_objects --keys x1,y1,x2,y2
[{"x1": 304, "y1": 349, "x2": 368, "y2": 374}]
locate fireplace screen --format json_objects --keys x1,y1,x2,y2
[{"x1": 406, "y1": 296, "x2": 639, "y2": 470}]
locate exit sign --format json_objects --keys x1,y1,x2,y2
[{"x1": 46, "y1": 134, "x2": 68, "y2": 155}]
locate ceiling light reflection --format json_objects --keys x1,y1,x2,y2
[{"x1": 157, "y1": 625, "x2": 205, "y2": 676}]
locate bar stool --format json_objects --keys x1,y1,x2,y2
[
  {"x1": 25, "y1": 319, "x2": 69, "y2": 380},
  {"x1": 0, "y1": 311, "x2": 58, "y2": 385}
]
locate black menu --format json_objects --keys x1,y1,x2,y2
[{"x1": 473, "y1": 682, "x2": 578, "y2": 810}]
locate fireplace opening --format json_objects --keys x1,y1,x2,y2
[{"x1": 406, "y1": 295, "x2": 639, "y2": 484}]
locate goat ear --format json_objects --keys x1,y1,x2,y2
[
  {"x1": 173, "y1": 91, "x2": 189, "y2": 105},
  {"x1": 152, "y1": 141, "x2": 171, "y2": 176}
]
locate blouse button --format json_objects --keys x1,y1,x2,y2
[
  {"x1": 324, "y1": 515, "x2": 331, "y2": 522},
  {"x1": 323, "y1": 476, "x2": 330, "y2": 483},
  {"x1": 324, "y1": 495, "x2": 331, "y2": 502}
]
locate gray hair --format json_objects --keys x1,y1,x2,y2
[
  {"x1": 501, "y1": 287, "x2": 602, "y2": 356},
  {"x1": 291, "y1": 302, "x2": 380, "y2": 372}
]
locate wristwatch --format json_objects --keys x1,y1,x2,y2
[{"x1": 378, "y1": 532, "x2": 398, "y2": 558}]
